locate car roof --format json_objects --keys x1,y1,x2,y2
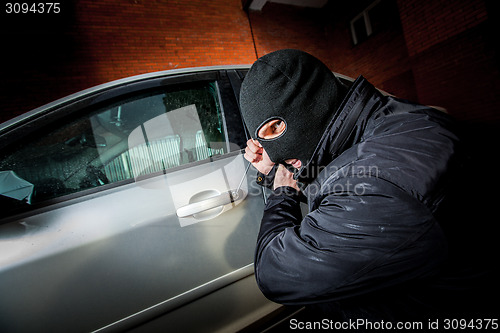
[{"x1": 0, "y1": 65, "x2": 252, "y2": 133}]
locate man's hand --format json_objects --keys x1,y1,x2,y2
[
  {"x1": 244, "y1": 139, "x2": 275, "y2": 175},
  {"x1": 274, "y1": 164, "x2": 300, "y2": 192}
]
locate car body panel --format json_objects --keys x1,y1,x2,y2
[
  {"x1": 0, "y1": 67, "x2": 291, "y2": 332},
  {"x1": 126, "y1": 272, "x2": 282, "y2": 333},
  {"x1": 0, "y1": 159, "x2": 264, "y2": 332}
]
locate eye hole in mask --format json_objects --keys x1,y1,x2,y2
[{"x1": 256, "y1": 118, "x2": 287, "y2": 140}]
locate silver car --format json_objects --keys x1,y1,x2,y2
[{"x1": 0, "y1": 66, "x2": 303, "y2": 332}]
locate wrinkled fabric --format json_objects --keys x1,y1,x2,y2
[{"x1": 254, "y1": 76, "x2": 470, "y2": 319}]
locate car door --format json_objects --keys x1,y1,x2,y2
[{"x1": 0, "y1": 68, "x2": 281, "y2": 332}]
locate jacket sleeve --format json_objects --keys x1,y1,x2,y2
[
  {"x1": 255, "y1": 164, "x2": 277, "y2": 189},
  {"x1": 254, "y1": 176, "x2": 448, "y2": 305}
]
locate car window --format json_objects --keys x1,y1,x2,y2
[{"x1": 0, "y1": 81, "x2": 227, "y2": 208}]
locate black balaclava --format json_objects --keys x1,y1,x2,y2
[{"x1": 240, "y1": 49, "x2": 347, "y2": 175}]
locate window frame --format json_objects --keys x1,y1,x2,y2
[
  {"x1": 0, "y1": 68, "x2": 247, "y2": 220},
  {"x1": 350, "y1": 0, "x2": 381, "y2": 45}
]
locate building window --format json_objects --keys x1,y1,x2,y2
[{"x1": 350, "y1": 0, "x2": 382, "y2": 45}]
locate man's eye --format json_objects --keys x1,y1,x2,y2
[{"x1": 258, "y1": 119, "x2": 286, "y2": 139}]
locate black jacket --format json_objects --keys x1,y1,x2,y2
[{"x1": 254, "y1": 76, "x2": 492, "y2": 320}]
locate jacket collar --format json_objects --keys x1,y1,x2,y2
[{"x1": 296, "y1": 76, "x2": 383, "y2": 184}]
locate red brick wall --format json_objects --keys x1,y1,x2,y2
[
  {"x1": 249, "y1": 0, "x2": 499, "y2": 124},
  {"x1": 250, "y1": 1, "x2": 418, "y2": 101},
  {"x1": 0, "y1": 0, "x2": 256, "y2": 123},
  {"x1": 1, "y1": 0, "x2": 498, "y2": 126},
  {"x1": 398, "y1": 0, "x2": 488, "y2": 57},
  {"x1": 398, "y1": 0, "x2": 500, "y2": 123},
  {"x1": 249, "y1": 4, "x2": 332, "y2": 63},
  {"x1": 76, "y1": 0, "x2": 255, "y2": 79}
]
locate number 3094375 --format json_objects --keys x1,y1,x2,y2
[{"x1": 5, "y1": 3, "x2": 61, "y2": 14}]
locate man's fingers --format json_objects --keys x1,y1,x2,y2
[
  {"x1": 276, "y1": 164, "x2": 294, "y2": 177},
  {"x1": 244, "y1": 148, "x2": 263, "y2": 163},
  {"x1": 274, "y1": 164, "x2": 300, "y2": 191},
  {"x1": 245, "y1": 139, "x2": 265, "y2": 164},
  {"x1": 252, "y1": 138, "x2": 263, "y2": 148},
  {"x1": 246, "y1": 139, "x2": 263, "y2": 154}
]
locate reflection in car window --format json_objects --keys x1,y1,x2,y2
[{"x1": 0, "y1": 81, "x2": 227, "y2": 207}]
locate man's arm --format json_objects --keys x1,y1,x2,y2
[{"x1": 254, "y1": 176, "x2": 447, "y2": 305}]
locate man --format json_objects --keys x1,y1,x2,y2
[{"x1": 240, "y1": 49, "x2": 495, "y2": 322}]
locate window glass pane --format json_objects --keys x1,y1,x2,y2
[
  {"x1": 353, "y1": 17, "x2": 368, "y2": 44},
  {"x1": 368, "y1": 2, "x2": 383, "y2": 32},
  {"x1": 0, "y1": 81, "x2": 226, "y2": 207}
]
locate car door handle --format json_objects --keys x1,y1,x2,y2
[{"x1": 176, "y1": 189, "x2": 244, "y2": 218}]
